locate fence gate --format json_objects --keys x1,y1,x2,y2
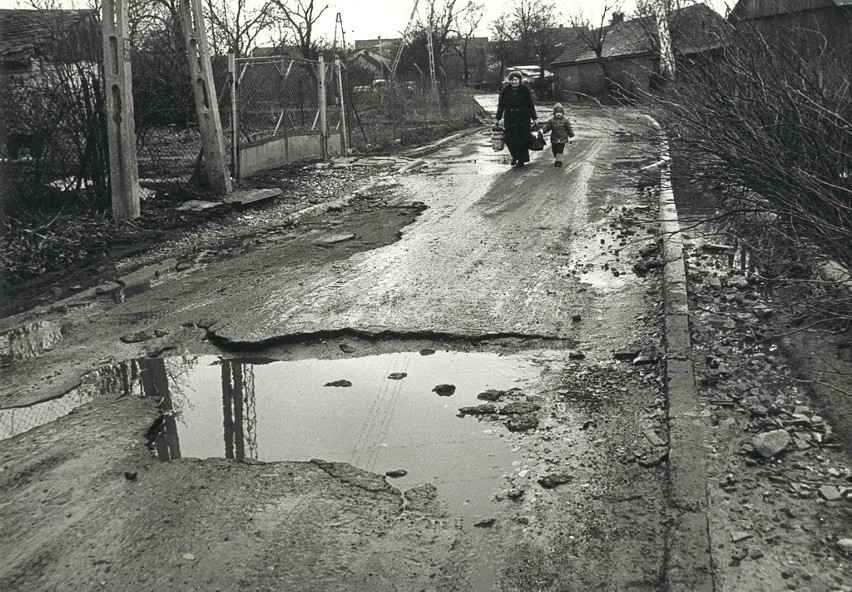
[{"x1": 229, "y1": 54, "x2": 346, "y2": 179}]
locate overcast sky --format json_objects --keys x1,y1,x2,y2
[{"x1": 1, "y1": 0, "x2": 732, "y2": 43}]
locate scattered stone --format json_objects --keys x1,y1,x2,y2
[
  {"x1": 613, "y1": 350, "x2": 641, "y2": 361},
  {"x1": 568, "y1": 350, "x2": 586, "y2": 360},
  {"x1": 571, "y1": 313, "x2": 582, "y2": 322},
  {"x1": 120, "y1": 331, "x2": 155, "y2": 344},
  {"x1": 837, "y1": 539, "x2": 852, "y2": 554},
  {"x1": 388, "y1": 372, "x2": 407, "y2": 380},
  {"x1": 432, "y1": 384, "x2": 456, "y2": 397},
  {"x1": 731, "y1": 531, "x2": 753, "y2": 543},
  {"x1": 385, "y1": 469, "x2": 408, "y2": 478},
  {"x1": 420, "y1": 348, "x2": 436, "y2": 356},
  {"x1": 643, "y1": 429, "x2": 666, "y2": 447},
  {"x1": 507, "y1": 415, "x2": 539, "y2": 432},
  {"x1": 638, "y1": 450, "x2": 669, "y2": 468},
  {"x1": 707, "y1": 276, "x2": 723, "y2": 290},
  {"x1": 633, "y1": 345, "x2": 660, "y2": 364},
  {"x1": 182, "y1": 553, "x2": 195, "y2": 561},
  {"x1": 819, "y1": 485, "x2": 842, "y2": 502},
  {"x1": 505, "y1": 488, "x2": 524, "y2": 500},
  {"x1": 325, "y1": 379, "x2": 352, "y2": 387},
  {"x1": 477, "y1": 389, "x2": 504, "y2": 402},
  {"x1": 459, "y1": 404, "x2": 497, "y2": 416},
  {"x1": 339, "y1": 343, "x2": 356, "y2": 353},
  {"x1": 154, "y1": 329, "x2": 170, "y2": 338},
  {"x1": 124, "y1": 471, "x2": 137, "y2": 481},
  {"x1": 752, "y1": 429, "x2": 791, "y2": 458},
  {"x1": 473, "y1": 518, "x2": 496, "y2": 528},
  {"x1": 538, "y1": 473, "x2": 573, "y2": 489}
]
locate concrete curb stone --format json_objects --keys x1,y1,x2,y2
[{"x1": 658, "y1": 133, "x2": 715, "y2": 592}]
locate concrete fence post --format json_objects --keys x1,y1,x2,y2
[
  {"x1": 318, "y1": 55, "x2": 328, "y2": 159},
  {"x1": 335, "y1": 57, "x2": 348, "y2": 155},
  {"x1": 178, "y1": 0, "x2": 232, "y2": 194},
  {"x1": 228, "y1": 50, "x2": 239, "y2": 180},
  {"x1": 101, "y1": 0, "x2": 140, "y2": 220}
]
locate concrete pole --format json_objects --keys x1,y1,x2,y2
[
  {"x1": 178, "y1": 0, "x2": 232, "y2": 194},
  {"x1": 228, "y1": 50, "x2": 239, "y2": 180},
  {"x1": 101, "y1": 0, "x2": 140, "y2": 220},
  {"x1": 318, "y1": 55, "x2": 328, "y2": 159},
  {"x1": 335, "y1": 58, "x2": 348, "y2": 155}
]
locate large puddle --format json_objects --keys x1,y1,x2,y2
[{"x1": 2, "y1": 351, "x2": 539, "y2": 518}]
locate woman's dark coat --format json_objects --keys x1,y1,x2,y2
[{"x1": 496, "y1": 83, "x2": 537, "y2": 163}]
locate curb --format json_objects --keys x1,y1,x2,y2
[{"x1": 658, "y1": 135, "x2": 715, "y2": 591}]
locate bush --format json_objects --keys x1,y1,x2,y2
[{"x1": 649, "y1": 23, "x2": 852, "y2": 275}]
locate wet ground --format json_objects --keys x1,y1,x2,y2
[{"x1": 6, "y1": 100, "x2": 848, "y2": 590}]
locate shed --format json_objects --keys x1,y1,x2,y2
[{"x1": 550, "y1": 3, "x2": 730, "y2": 101}]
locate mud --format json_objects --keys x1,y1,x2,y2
[{"x1": 2, "y1": 107, "x2": 675, "y2": 591}]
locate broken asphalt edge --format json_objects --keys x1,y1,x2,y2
[
  {"x1": 655, "y1": 125, "x2": 715, "y2": 591},
  {"x1": 402, "y1": 124, "x2": 489, "y2": 159}
]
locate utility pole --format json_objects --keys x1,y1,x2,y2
[
  {"x1": 101, "y1": 0, "x2": 140, "y2": 220},
  {"x1": 178, "y1": 0, "x2": 232, "y2": 194}
]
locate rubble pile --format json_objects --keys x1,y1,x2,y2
[{"x1": 684, "y1": 237, "x2": 852, "y2": 586}]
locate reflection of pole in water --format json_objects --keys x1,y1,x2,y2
[
  {"x1": 140, "y1": 359, "x2": 182, "y2": 461},
  {"x1": 221, "y1": 361, "x2": 258, "y2": 461}
]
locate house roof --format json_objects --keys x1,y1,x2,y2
[
  {"x1": 730, "y1": 0, "x2": 851, "y2": 20},
  {"x1": 552, "y1": 3, "x2": 730, "y2": 67},
  {"x1": 0, "y1": 9, "x2": 97, "y2": 58}
]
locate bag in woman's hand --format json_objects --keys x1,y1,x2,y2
[
  {"x1": 528, "y1": 130, "x2": 546, "y2": 151},
  {"x1": 491, "y1": 125, "x2": 505, "y2": 152}
]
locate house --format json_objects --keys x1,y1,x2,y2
[
  {"x1": 728, "y1": 0, "x2": 852, "y2": 49},
  {"x1": 0, "y1": 9, "x2": 100, "y2": 159},
  {"x1": 550, "y1": 3, "x2": 730, "y2": 101}
]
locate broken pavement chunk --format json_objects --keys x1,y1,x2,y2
[
  {"x1": 458, "y1": 404, "x2": 497, "y2": 416},
  {"x1": 324, "y1": 379, "x2": 352, "y2": 387},
  {"x1": 432, "y1": 384, "x2": 456, "y2": 397},
  {"x1": 633, "y1": 345, "x2": 660, "y2": 364},
  {"x1": 387, "y1": 372, "x2": 407, "y2": 380},
  {"x1": 477, "y1": 389, "x2": 504, "y2": 402}
]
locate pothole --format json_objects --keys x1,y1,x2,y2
[{"x1": 2, "y1": 350, "x2": 541, "y2": 520}]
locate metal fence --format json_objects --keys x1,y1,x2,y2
[{"x1": 231, "y1": 54, "x2": 345, "y2": 178}]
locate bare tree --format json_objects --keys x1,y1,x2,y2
[
  {"x1": 568, "y1": 1, "x2": 623, "y2": 99},
  {"x1": 203, "y1": 0, "x2": 275, "y2": 57},
  {"x1": 489, "y1": 14, "x2": 517, "y2": 84},
  {"x1": 635, "y1": 0, "x2": 679, "y2": 81},
  {"x1": 447, "y1": 1, "x2": 484, "y2": 84},
  {"x1": 269, "y1": 0, "x2": 328, "y2": 60},
  {"x1": 510, "y1": 0, "x2": 562, "y2": 89}
]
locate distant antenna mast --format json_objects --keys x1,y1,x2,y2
[
  {"x1": 390, "y1": 0, "x2": 420, "y2": 76},
  {"x1": 332, "y1": 12, "x2": 347, "y2": 58},
  {"x1": 426, "y1": 21, "x2": 436, "y2": 89}
]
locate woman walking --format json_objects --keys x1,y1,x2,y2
[{"x1": 495, "y1": 71, "x2": 537, "y2": 168}]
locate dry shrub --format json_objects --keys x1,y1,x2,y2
[{"x1": 650, "y1": 23, "x2": 851, "y2": 280}]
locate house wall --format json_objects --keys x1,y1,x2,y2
[
  {"x1": 553, "y1": 55, "x2": 654, "y2": 101},
  {"x1": 733, "y1": 4, "x2": 852, "y2": 49}
]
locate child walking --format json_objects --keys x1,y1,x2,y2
[{"x1": 541, "y1": 103, "x2": 574, "y2": 167}]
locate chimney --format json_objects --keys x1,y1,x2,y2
[{"x1": 610, "y1": 11, "x2": 625, "y2": 25}]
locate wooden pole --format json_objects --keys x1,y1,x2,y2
[
  {"x1": 101, "y1": 0, "x2": 140, "y2": 220},
  {"x1": 178, "y1": 0, "x2": 231, "y2": 194},
  {"x1": 318, "y1": 55, "x2": 328, "y2": 159},
  {"x1": 335, "y1": 58, "x2": 348, "y2": 155},
  {"x1": 228, "y1": 50, "x2": 239, "y2": 180}
]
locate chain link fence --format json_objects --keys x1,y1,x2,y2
[{"x1": 345, "y1": 77, "x2": 484, "y2": 152}]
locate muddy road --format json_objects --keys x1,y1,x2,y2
[{"x1": 0, "y1": 107, "x2": 673, "y2": 591}]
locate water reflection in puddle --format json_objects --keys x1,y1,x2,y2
[
  {"x1": 2, "y1": 351, "x2": 538, "y2": 518},
  {"x1": 147, "y1": 351, "x2": 538, "y2": 517}
]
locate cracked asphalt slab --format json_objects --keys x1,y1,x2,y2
[{"x1": 0, "y1": 107, "x2": 680, "y2": 591}]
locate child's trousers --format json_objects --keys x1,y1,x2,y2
[{"x1": 552, "y1": 142, "x2": 565, "y2": 163}]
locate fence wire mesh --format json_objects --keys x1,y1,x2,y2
[{"x1": 235, "y1": 56, "x2": 343, "y2": 147}]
